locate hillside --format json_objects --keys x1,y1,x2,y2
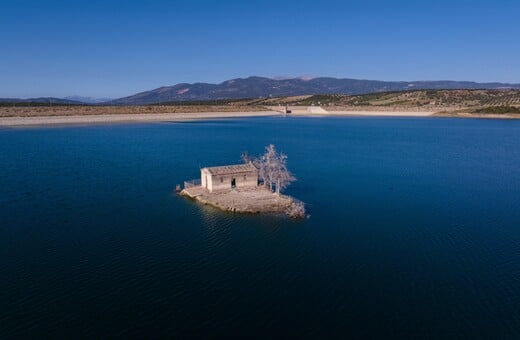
[
  {"x1": 256, "y1": 89, "x2": 520, "y2": 112},
  {"x1": 2, "y1": 89, "x2": 519, "y2": 118},
  {"x1": 108, "y1": 77, "x2": 520, "y2": 105}
]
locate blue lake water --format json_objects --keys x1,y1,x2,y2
[{"x1": 1, "y1": 116, "x2": 520, "y2": 337}]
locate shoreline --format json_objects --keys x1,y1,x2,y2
[
  {"x1": 302, "y1": 110, "x2": 434, "y2": 117},
  {"x1": 0, "y1": 111, "x2": 279, "y2": 127},
  {"x1": 321, "y1": 111, "x2": 520, "y2": 119},
  {"x1": 1, "y1": 109, "x2": 519, "y2": 127},
  {"x1": 180, "y1": 186, "x2": 306, "y2": 218}
]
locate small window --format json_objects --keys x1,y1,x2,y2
[
  {"x1": 244, "y1": 175, "x2": 247, "y2": 180},
  {"x1": 220, "y1": 177, "x2": 223, "y2": 183}
]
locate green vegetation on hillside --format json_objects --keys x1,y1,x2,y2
[
  {"x1": 2, "y1": 90, "x2": 520, "y2": 118},
  {"x1": 473, "y1": 106, "x2": 520, "y2": 114},
  {"x1": 255, "y1": 89, "x2": 520, "y2": 110}
]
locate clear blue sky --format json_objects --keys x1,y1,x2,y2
[{"x1": 1, "y1": 0, "x2": 519, "y2": 98}]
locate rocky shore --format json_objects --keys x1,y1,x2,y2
[{"x1": 180, "y1": 186, "x2": 306, "y2": 218}]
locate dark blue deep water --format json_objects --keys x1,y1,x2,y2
[{"x1": 1, "y1": 117, "x2": 520, "y2": 337}]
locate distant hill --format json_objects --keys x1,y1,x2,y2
[
  {"x1": 108, "y1": 76, "x2": 520, "y2": 105},
  {"x1": 0, "y1": 97, "x2": 84, "y2": 106},
  {"x1": 2, "y1": 90, "x2": 519, "y2": 117},
  {"x1": 64, "y1": 96, "x2": 114, "y2": 104},
  {"x1": 257, "y1": 89, "x2": 520, "y2": 108}
]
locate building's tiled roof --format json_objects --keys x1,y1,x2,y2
[{"x1": 203, "y1": 163, "x2": 258, "y2": 175}]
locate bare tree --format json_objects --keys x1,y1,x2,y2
[
  {"x1": 261, "y1": 144, "x2": 277, "y2": 192},
  {"x1": 272, "y1": 151, "x2": 296, "y2": 196},
  {"x1": 240, "y1": 151, "x2": 253, "y2": 164},
  {"x1": 241, "y1": 151, "x2": 265, "y2": 187},
  {"x1": 243, "y1": 144, "x2": 296, "y2": 195}
]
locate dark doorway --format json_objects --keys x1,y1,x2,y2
[{"x1": 231, "y1": 178, "x2": 236, "y2": 188}]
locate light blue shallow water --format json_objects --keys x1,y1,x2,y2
[{"x1": 1, "y1": 116, "x2": 520, "y2": 337}]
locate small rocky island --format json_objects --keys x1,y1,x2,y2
[{"x1": 180, "y1": 145, "x2": 306, "y2": 218}]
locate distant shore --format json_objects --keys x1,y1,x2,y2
[
  {"x1": 270, "y1": 106, "x2": 520, "y2": 119},
  {"x1": 0, "y1": 111, "x2": 278, "y2": 127},
  {"x1": 311, "y1": 110, "x2": 520, "y2": 119},
  {"x1": 1, "y1": 108, "x2": 519, "y2": 127},
  {"x1": 298, "y1": 110, "x2": 434, "y2": 117}
]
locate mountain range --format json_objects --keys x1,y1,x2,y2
[
  {"x1": 0, "y1": 97, "x2": 84, "y2": 105},
  {"x1": 64, "y1": 96, "x2": 114, "y2": 104},
  {"x1": 3, "y1": 77, "x2": 520, "y2": 105},
  {"x1": 108, "y1": 77, "x2": 520, "y2": 105},
  {"x1": 0, "y1": 96, "x2": 112, "y2": 105}
]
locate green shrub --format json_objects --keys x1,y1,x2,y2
[{"x1": 473, "y1": 106, "x2": 520, "y2": 114}]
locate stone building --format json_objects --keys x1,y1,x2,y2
[{"x1": 201, "y1": 163, "x2": 258, "y2": 193}]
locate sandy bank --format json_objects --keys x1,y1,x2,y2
[
  {"x1": 267, "y1": 105, "x2": 435, "y2": 117},
  {"x1": 305, "y1": 110, "x2": 435, "y2": 117},
  {"x1": 271, "y1": 105, "x2": 520, "y2": 118},
  {"x1": 433, "y1": 112, "x2": 520, "y2": 119},
  {"x1": 290, "y1": 110, "x2": 520, "y2": 119},
  {"x1": 2, "y1": 109, "x2": 518, "y2": 127},
  {"x1": 0, "y1": 111, "x2": 279, "y2": 127}
]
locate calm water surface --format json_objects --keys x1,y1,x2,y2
[{"x1": 1, "y1": 117, "x2": 520, "y2": 337}]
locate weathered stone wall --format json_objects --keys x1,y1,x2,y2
[
  {"x1": 201, "y1": 170, "x2": 207, "y2": 189},
  {"x1": 209, "y1": 172, "x2": 257, "y2": 192},
  {"x1": 201, "y1": 169, "x2": 212, "y2": 190}
]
